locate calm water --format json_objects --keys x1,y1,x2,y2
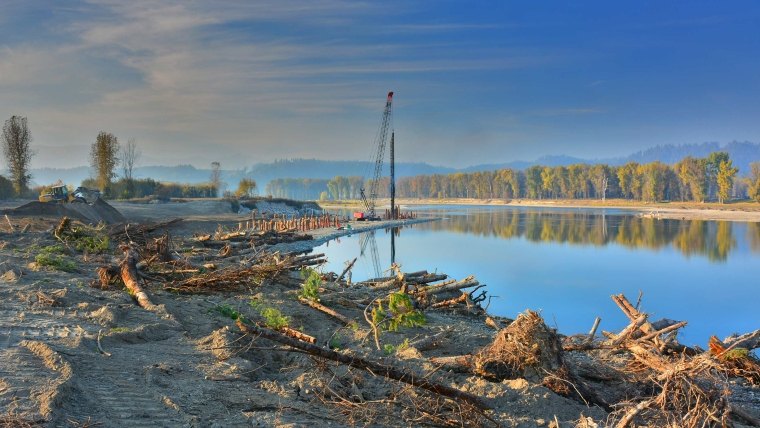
[{"x1": 315, "y1": 205, "x2": 760, "y2": 346}]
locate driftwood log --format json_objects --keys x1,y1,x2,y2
[
  {"x1": 335, "y1": 257, "x2": 357, "y2": 284},
  {"x1": 236, "y1": 319, "x2": 489, "y2": 410},
  {"x1": 298, "y1": 298, "x2": 355, "y2": 325},
  {"x1": 119, "y1": 244, "x2": 158, "y2": 311}
]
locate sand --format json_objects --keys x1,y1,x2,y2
[
  {"x1": 0, "y1": 200, "x2": 757, "y2": 427},
  {"x1": 323, "y1": 198, "x2": 760, "y2": 223}
]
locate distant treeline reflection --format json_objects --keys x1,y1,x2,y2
[{"x1": 425, "y1": 210, "x2": 760, "y2": 262}]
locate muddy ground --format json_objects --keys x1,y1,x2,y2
[{"x1": 0, "y1": 200, "x2": 758, "y2": 427}]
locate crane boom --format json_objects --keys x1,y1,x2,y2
[{"x1": 358, "y1": 91, "x2": 394, "y2": 220}]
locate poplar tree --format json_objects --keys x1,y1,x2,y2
[
  {"x1": 90, "y1": 131, "x2": 120, "y2": 195},
  {"x1": 1, "y1": 115, "x2": 33, "y2": 196},
  {"x1": 716, "y1": 159, "x2": 738, "y2": 203}
]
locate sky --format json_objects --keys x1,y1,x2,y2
[{"x1": 1, "y1": 1, "x2": 760, "y2": 169}]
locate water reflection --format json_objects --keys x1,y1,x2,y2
[
  {"x1": 317, "y1": 206, "x2": 759, "y2": 345},
  {"x1": 419, "y1": 209, "x2": 746, "y2": 262},
  {"x1": 749, "y1": 222, "x2": 760, "y2": 253}
]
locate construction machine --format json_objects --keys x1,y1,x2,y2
[
  {"x1": 39, "y1": 183, "x2": 100, "y2": 204},
  {"x1": 354, "y1": 91, "x2": 394, "y2": 221}
]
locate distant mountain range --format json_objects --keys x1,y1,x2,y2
[{"x1": 28, "y1": 141, "x2": 760, "y2": 191}]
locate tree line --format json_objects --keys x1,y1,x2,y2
[
  {"x1": 3, "y1": 114, "x2": 759, "y2": 203},
  {"x1": 267, "y1": 152, "x2": 760, "y2": 204},
  {"x1": 0, "y1": 115, "x2": 257, "y2": 200}
]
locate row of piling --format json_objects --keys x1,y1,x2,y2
[{"x1": 238, "y1": 213, "x2": 344, "y2": 233}]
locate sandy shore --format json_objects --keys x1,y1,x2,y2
[
  {"x1": 1, "y1": 201, "x2": 758, "y2": 426},
  {"x1": 322, "y1": 198, "x2": 760, "y2": 222}
]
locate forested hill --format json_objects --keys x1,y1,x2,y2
[
  {"x1": 29, "y1": 141, "x2": 760, "y2": 188},
  {"x1": 461, "y1": 141, "x2": 760, "y2": 176},
  {"x1": 616, "y1": 141, "x2": 760, "y2": 173},
  {"x1": 29, "y1": 160, "x2": 455, "y2": 190},
  {"x1": 243, "y1": 159, "x2": 455, "y2": 184}
]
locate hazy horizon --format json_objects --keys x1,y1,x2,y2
[{"x1": 3, "y1": 1, "x2": 760, "y2": 169}]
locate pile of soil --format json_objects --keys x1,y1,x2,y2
[{"x1": 3, "y1": 199, "x2": 125, "y2": 224}]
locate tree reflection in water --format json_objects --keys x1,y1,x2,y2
[{"x1": 422, "y1": 209, "x2": 746, "y2": 262}]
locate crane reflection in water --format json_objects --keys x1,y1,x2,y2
[{"x1": 357, "y1": 226, "x2": 400, "y2": 279}]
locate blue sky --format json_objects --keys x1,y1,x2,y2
[{"x1": 1, "y1": 1, "x2": 759, "y2": 168}]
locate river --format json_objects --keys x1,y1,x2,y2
[{"x1": 314, "y1": 205, "x2": 760, "y2": 346}]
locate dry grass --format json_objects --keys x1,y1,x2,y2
[{"x1": 612, "y1": 353, "x2": 732, "y2": 427}]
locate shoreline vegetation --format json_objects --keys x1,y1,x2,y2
[{"x1": 321, "y1": 197, "x2": 760, "y2": 222}]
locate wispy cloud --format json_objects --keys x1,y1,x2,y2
[
  {"x1": 6, "y1": 1, "x2": 673, "y2": 169},
  {"x1": 531, "y1": 108, "x2": 605, "y2": 117}
]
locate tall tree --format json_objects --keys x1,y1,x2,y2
[
  {"x1": 590, "y1": 164, "x2": 611, "y2": 200},
  {"x1": 121, "y1": 138, "x2": 140, "y2": 181},
  {"x1": 676, "y1": 156, "x2": 707, "y2": 202},
  {"x1": 748, "y1": 162, "x2": 760, "y2": 203},
  {"x1": 616, "y1": 162, "x2": 640, "y2": 199},
  {"x1": 525, "y1": 166, "x2": 544, "y2": 199},
  {"x1": 120, "y1": 138, "x2": 140, "y2": 198},
  {"x1": 706, "y1": 151, "x2": 729, "y2": 200},
  {"x1": 90, "y1": 131, "x2": 120, "y2": 194},
  {"x1": 716, "y1": 158, "x2": 738, "y2": 203},
  {"x1": 2, "y1": 115, "x2": 33, "y2": 196},
  {"x1": 210, "y1": 161, "x2": 222, "y2": 197},
  {"x1": 641, "y1": 162, "x2": 668, "y2": 202}
]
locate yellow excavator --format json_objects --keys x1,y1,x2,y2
[{"x1": 39, "y1": 183, "x2": 99, "y2": 204}]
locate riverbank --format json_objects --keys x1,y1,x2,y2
[
  {"x1": 0, "y1": 208, "x2": 758, "y2": 426},
  {"x1": 321, "y1": 198, "x2": 760, "y2": 222}
]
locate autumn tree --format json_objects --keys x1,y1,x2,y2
[
  {"x1": 616, "y1": 162, "x2": 640, "y2": 200},
  {"x1": 2, "y1": 115, "x2": 34, "y2": 196},
  {"x1": 235, "y1": 178, "x2": 257, "y2": 198},
  {"x1": 90, "y1": 131, "x2": 120, "y2": 195},
  {"x1": 640, "y1": 161, "x2": 669, "y2": 202},
  {"x1": 706, "y1": 151, "x2": 729, "y2": 200},
  {"x1": 675, "y1": 156, "x2": 707, "y2": 202},
  {"x1": 524, "y1": 166, "x2": 544, "y2": 199},
  {"x1": 748, "y1": 162, "x2": 760, "y2": 202},
  {"x1": 716, "y1": 158, "x2": 738, "y2": 203}
]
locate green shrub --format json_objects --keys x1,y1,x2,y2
[
  {"x1": 212, "y1": 304, "x2": 243, "y2": 321},
  {"x1": 386, "y1": 292, "x2": 426, "y2": 331},
  {"x1": 299, "y1": 268, "x2": 322, "y2": 302},
  {"x1": 260, "y1": 307, "x2": 289, "y2": 329},
  {"x1": 723, "y1": 348, "x2": 750, "y2": 360},
  {"x1": 249, "y1": 299, "x2": 289, "y2": 329},
  {"x1": 35, "y1": 245, "x2": 77, "y2": 272},
  {"x1": 370, "y1": 293, "x2": 426, "y2": 333},
  {"x1": 72, "y1": 233, "x2": 110, "y2": 253}
]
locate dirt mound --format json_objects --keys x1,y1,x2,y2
[{"x1": 4, "y1": 199, "x2": 126, "y2": 224}]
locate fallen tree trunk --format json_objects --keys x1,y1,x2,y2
[
  {"x1": 119, "y1": 244, "x2": 158, "y2": 311},
  {"x1": 279, "y1": 326, "x2": 316, "y2": 344},
  {"x1": 431, "y1": 293, "x2": 468, "y2": 308},
  {"x1": 298, "y1": 298, "x2": 355, "y2": 326},
  {"x1": 416, "y1": 276, "x2": 479, "y2": 295},
  {"x1": 236, "y1": 319, "x2": 489, "y2": 410}
]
